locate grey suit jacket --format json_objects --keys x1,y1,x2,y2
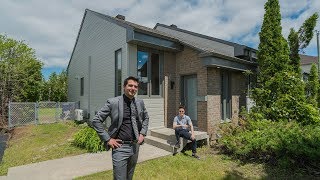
[{"x1": 89, "y1": 95, "x2": 149, "y2": 147}]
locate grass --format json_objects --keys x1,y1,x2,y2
[
  {"x1": 0, "y1": 121, "x2": 87, "y2": 175},
  {"x1": 1, "y1": 122, "x2": 318, "y2": 179},
  {"x1": 76, "y1": 148, "x2": 264, "y2": 180},
  {"x1": 76, "y1": 147, "x2": 317, "y2": 180}
]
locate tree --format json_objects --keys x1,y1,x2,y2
[
  {"x1": 253, "y1": 0, "x2": 292, "y2": 110},
  {"x1": 0, "y1": 34, "x2": 43, "y2": 126},
  {"x1": 305, "y1": 63, "x2": 319, "y2": 106},
  {"x1": 288, "y1": 28, "x2": 300, "y2": 74},
  {"x1": 252, "y1": 0, "x2": 320, "y2": 123},
  {"x1": 288, "y1": 13, "x2": 319, "y2": 75},
  {"x1": 41, "y1": 70, "x2": 67, "y2": 102}
]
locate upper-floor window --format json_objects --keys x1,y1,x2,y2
[
  {"x1": 80, "y1": 77, "x2": 84, "y2": 96},
  {"x1": 251, "y1": 51, "x2": 257, "y2": 58},
  {"x1": 115, "y1": 49, "x2": 122, "y2": 96}
]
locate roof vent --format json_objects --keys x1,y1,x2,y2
[
  {"x1": 170, "y1": 24, "x2": 177, "y2": 28},
  {"x1": 115, "y1": 14, "x2": 125, "y2": 20}
]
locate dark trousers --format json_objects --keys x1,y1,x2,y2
[
  {"x1": 112, "y1": 143, "x2": 140, "y2": 180},
  {"x1": 175, "y1": 129, "x2": 197, "y2": 153}
]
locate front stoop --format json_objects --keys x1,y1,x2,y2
[{"x1": 144, "y1": 128, "x2": 209, "y2": 154}]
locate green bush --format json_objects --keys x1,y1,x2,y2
[
  {"x1": 73, "y1": 126, "x2": 105, "y2": 152},
  {"x1": 252, "y1": 71, "x2": 320, "y2": 125},
  {"x1": 219, "y1": 119, "x2": 320, "y2": 167}
]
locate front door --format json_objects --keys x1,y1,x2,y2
[
  {"x1": 137, "y1": 50, "x2": 161, "y2": 97},
  {"x1": 181, "y1": 75, "x2": 198, "y2": 126}
]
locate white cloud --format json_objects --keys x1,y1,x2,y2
[{"x1": 0, "y1": 0, "x2": 319, "y2": 74}]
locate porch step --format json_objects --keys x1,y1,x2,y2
[
  {"x1": 145, "y1": 128, "x2": 209, "y2": 153},
  {"x1": 144, "y1": 136, "x2": 173, "y2": 152},
  {"x1": 150, "y1": 128, "x2": 176, "y2": 142}
]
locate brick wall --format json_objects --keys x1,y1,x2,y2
[
  {"x1": 231, "y1": 71, "x2": 247, "y2": 125},
  {"x1": 163, "y1": 52, "x2": 177, "y2": 128},
  {"x1": 207, "y1": 68, "x2": 222, "y2": 139},
  {"x1": 175, "y1": 47, "x2": 207, "y2": 131},
  {"x1": 163, "y1": 47, "x2": 248, "y2": 141}
]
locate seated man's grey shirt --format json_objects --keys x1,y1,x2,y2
[{"x1": 173, "y1": 115, "x2": 192, "y2": 130}]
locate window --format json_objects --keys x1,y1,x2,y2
[
  {"x1": 251, "y1": 51, "x2": 257, "y2": 58},
  {"x1": 80, "y1": 77, "x2": 84, "y2": 96},
  {"x1": 115, "y1": 49, "x2": 122, "y2": 96},
  {"x1": 137, "y1": 48, "x2": 162, "y2": 96},
  {"x1": 221, "y1": 71, "x2": 231, "y2": 122}
]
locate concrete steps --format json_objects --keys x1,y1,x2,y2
[{"x1": 144, "y1": 128, "x2": 209, "y2": 154}]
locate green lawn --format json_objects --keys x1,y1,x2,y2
[
  {"x1": 76, "y1": 147, "x2": 315, "y2": 180},
  {"x1": 38, "y1": 107, "x2": 59, "y2": 123},
  {"x1": 0, "y1": 122, "x2": 86, "y2": 175}
]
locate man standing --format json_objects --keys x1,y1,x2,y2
[
  {"x1": 173, "y1": 105, "x2": 200, "y2": 160},
  {"x1": 90, "y1": 76, "x2": 149, "y2": 180}
]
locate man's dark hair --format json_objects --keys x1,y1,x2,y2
[
  {"x1": 123, "y1": 76, "x2": 139, "y2": 86},
  {"x1": 178, "y1": 105, "x2": 185, "y2": 110}
]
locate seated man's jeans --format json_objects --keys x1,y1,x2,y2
[{"x1": 175, "y1": 128, "x2": 197, "y2": 153}]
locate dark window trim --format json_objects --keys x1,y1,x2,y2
[
  {"x1": 115, "y1": 49, "x2": 122, "y2": 96},
  {"x1": 80, "y1": 77, "x2": 84, "y2": 96}
]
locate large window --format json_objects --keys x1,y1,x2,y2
[
  {"x1": 137, "y1": 49, "x2": 162, "y2": 96},
  {"x1": 80, "y1": 77, "x2": 84, "y2": 96},
  {"x1": 115, "y1": 49, "x2": 122, "y2": 96}
]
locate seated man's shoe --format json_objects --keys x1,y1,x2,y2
[{"x1": 192, "y1": 153, "x2": 200, "y2": 160}]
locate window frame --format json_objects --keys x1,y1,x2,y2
[
  {"x1": 80, "y1": 77, "x2": 84, "y2": 96},
  {"x1": 115, "y1": 49, "x2": 122, "y2": 96}
]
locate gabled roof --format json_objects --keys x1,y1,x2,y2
[
  {"x1": 300, "y1": 54, "x2": 318, "y2": 65},
  {"x1": 87, "y1": 9, "x2": 178, "y2": 42},
  {"x1": 67, "y1": 9, "x2": 257, "y2": 72},
  {"x1": 154, "y1": 23, "x2": 241, "y2": 47}
]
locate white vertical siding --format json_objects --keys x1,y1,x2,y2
[
  {"x1": 142, "y1": 98, "x2": 164, "y2": 129},
  {"x1": 127, "y1": 43, "x2": 137, "y2": 77},
  {"x1": 68, "y1": 11, "x2": 128, "y2": 117}
]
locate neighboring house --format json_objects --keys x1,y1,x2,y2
[
  {"x1": 300, "y1": 54, "x2": 318, "y2": 80},
  {"x1": 67, "y1": 9, "x2": 257, "y2": 142}
]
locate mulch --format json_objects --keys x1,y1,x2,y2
[{"x1": 0, "y1": 128, "x2": 11, "y2": 163}]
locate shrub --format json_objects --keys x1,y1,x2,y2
[
  {"x1": 73, "y1": 125, "x2": 105, "y2": 152},
  {"x1": 219, "y1": 119, "x2": 320, "y2": 167}
]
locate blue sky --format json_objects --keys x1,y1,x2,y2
[{"x1": 1, "y1": 0, "x2": 319, "y2": 80}]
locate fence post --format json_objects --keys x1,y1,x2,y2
[
  {"x1": 55, "y1": 102, "x2": 59, "y2": 122},
  {"x1": 8, "y1": 102, "x2": 12, "y2": 128},
  {"x1": 35, "y1": 102, "x2": 38, "y2": 124}
]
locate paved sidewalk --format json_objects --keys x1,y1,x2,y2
[{"x1": 0, "y1": 143, "x2": 171, "y2": 180}]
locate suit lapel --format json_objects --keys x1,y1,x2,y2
[
  {"x1": 136, "y1": 99, "x2": 142, "y2": 121},
  {"x1": 118, "y1": 96, "x2": 124, "y2": 128}
]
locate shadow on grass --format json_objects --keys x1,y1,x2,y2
[
  {"x1": 216, "y1": 149, "x2": 320, "y2": 180},
  {"x1": 222, "y1": 170, "x2": 248, "y2": 180},
  {"x1": 222, "y1": 165, "x2": 318, "y2": 180}
]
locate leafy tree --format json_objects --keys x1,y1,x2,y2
[
  {"x1": 256, "y1": 0, "x2": 291, "y2": 85},
  {"x1": 0, "y1": 34, "x2": 43, "y2": 126},
  {"x1": 305, "y1": 64, "x2": 319, "y2": 106},
  {"x1": 252, "y1": 0, "x2": 319, "y2": 123},
  {"x1": 288, "y1": 29, "x2": 300, "y2": 74},
  {"x1": 298, "y1": 13, "x2": 319, "y2": 51},
  {"x1": 253, "y1": 0, "x2": 291, "y2": 110},
  {"x1": 288, "y1": 13, "x2": 318, "y2": 75},
  {"x1": 41, "y1": 70, "x2": 67, "y2": 102}
]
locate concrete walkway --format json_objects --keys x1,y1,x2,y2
[{"x1": 0, "y1": 143, "x2": 171, "y2": 180}]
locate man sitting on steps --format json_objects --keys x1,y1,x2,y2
[{"x1": 173, "y1": 105, "x2": 200, "y2": 160}]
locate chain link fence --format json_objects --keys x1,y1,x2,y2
[{"x1": 8, "y1": 101, "x2": 80, "y2": 128}]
